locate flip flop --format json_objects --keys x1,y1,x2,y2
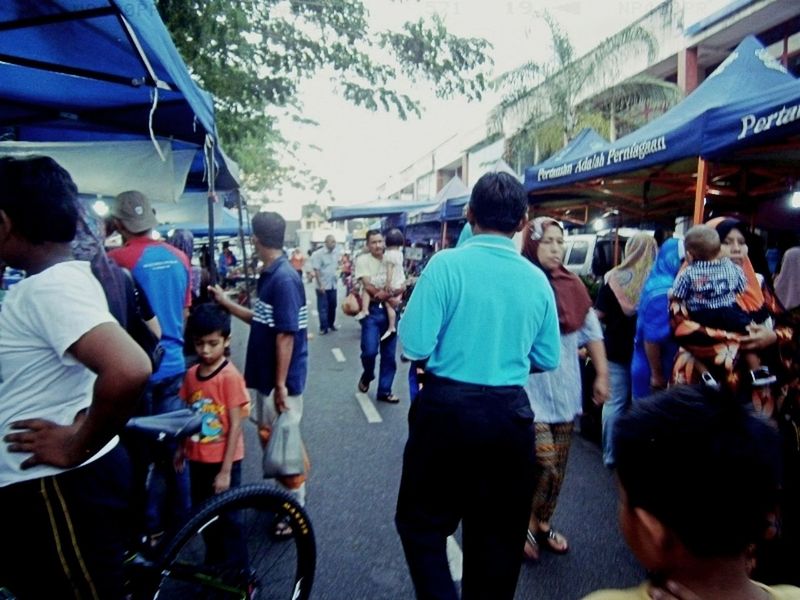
[
  {"x1": 523, "y1": 530, "x2": 540, "y2": 561},
  {"x1": 534, "y1": 529, "x2": 569, "y2": 554},
  {"x1": 357, "y1": 378, "x2": 369, "y2": 393}
]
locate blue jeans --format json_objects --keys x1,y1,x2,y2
[
  {"x1": 360, "y1": 303, "x2": 398, "y2": 397},
  {"x1": 601, "y1": 361, "x2": 631, "y2": 467},
  {"x1": 316, "y1": 288, "x2": 338, "y2": 331}
]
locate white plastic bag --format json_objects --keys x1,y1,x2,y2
[{"x1": 262, "y1": 410, "x2": 305, "y2": 478}]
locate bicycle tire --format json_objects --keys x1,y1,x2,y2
[{"x1": 153, "y1": 484, "x2": 315, "y2": 600}]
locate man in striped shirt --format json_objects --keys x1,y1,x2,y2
[{"x1": 210, "y1": 212, "x2": 309, "y2": 507}]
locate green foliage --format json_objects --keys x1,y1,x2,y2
[
  {"x1": 492, "y1": 10, "x2": 681, "y2": 169},
  {"x1": 156, "y1": 0, "x2": 491, "y2": 191}
]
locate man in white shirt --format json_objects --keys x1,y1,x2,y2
[{"x1": 0, "y1": 156, "x2": 151, "y2": 599}]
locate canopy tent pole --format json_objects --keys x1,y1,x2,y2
[
  {"x1": 441, "y1": 220, "x2": 448, "y2": 249},
  {"x1": 693, "y1": 157, "x2": 708, "y2": 225},
  {"x1": 237, "y1": 193, "x2": 253, "y2": 306},
  {"x1": 206, "y1": 137, "x2": 218, "y2": 284}
]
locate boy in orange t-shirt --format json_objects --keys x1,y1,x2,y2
[{"x1": 176, "y1": 303, "x2": 250, "y2": 567}]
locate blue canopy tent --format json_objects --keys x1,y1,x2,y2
[
  {"x1": 155, "y1": 191, "x2": 252, "y2": 238},
  {"x1": 0, "y1": 1, "x2": 241, "y2": 270},
  {"x1": 328, "y1": 199, "x2": 439, "y2": 221},
  {"x1": 523, "y1": 36, "x2": 800, "y2": 226}
]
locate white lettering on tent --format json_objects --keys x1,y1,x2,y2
[
  {"x1": 537, "y1": 162, "x2": 574, "y2": 181},
  {"x1": 738, "y1": 103, "x2": 800, "y2": 140},
  {"x1": 606, "y1": 136, "x2": 667, "y2": 164}
]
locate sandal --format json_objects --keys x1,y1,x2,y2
[
  {"x1": 377, "y1": 393, "x2": 400, "y2": 404},
  {"x1": 523, "y1": 530, "x2": 539, "y2": 561},
  {"x1": 534, "y1": 529, "x2": 569, "y2": 554},
  {"x1": 271, "y1": 515, "x2": 293, "y2": 542},
  {"x1": 357, "y1": 377, "x2": 369, "y2": 393}
]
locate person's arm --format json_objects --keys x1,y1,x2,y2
[
  {"x1": 644, "y1": 341, "x2": 667, "y2": 390},
  {"x1": 208, "y1": 284, "x2": 254, "y2": 323},
  {"x1": 355, "y1": 255, "x2": 390, "y2": 301},
  {"x1": 214, "y1": 404, "x2": 244, "y2": 494},
  {"x1": 585, "y1": 338, "x2": 610, "y2": 405},
  {"x1": 529, "y1": 283, "x2": 561, "y2": 372},
  {"x1": 398, "y1": 262, "x2": 444, "y2": 360},
  {"x1": 274, "y1": 333, "x2": 294, "y2": 413},
  {"x1": 5, "y1": 323, "x2": 151, "y2": 468}
]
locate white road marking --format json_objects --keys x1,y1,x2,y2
[
  {"x1": 331, "y1": 348, "x2": 346, "y2": 362},
  {"x1": 446, "y1": 536, "x2": 463, "y2": 582},
  {"x1": 355, "y1": 392, "x2": 383, "y2": 423}
]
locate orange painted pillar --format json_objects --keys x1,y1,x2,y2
[{"x1": 693, "y1": 157, "x2": 707, "y2": 226}]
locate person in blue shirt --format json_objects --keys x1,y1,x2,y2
[{"x1": 396, "y1": 172, "x2": 561, "y2": 600}]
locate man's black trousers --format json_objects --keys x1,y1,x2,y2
[{"x1": 395, "y1": 375, "x2": 537, "y2": 600}]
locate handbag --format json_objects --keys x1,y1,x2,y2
[
  {"x1": 122, "y1": 269, "x2": 165, "y2": 372},
  {"x1": 341, "y1": 289, "x2": 363, "y2": 317},
  {"x1": 262, "y1": 410, "x2": 306, "y2": 478}
]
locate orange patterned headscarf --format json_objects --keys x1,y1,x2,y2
[
  {"x1": 603, "y1": 233, "x2": 658, "y2": 316},
  {"x1": 705, "y1": 217, "x2": 765, "y2": 313}
]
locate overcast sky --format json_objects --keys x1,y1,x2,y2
[{"x1": 268, "y1": 0, "x2": 728, "y2": 220}]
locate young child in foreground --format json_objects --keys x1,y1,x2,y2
[
  {"x1": 355, "y1": 228, "x2": 405, "y2": 341},
  {"x1": 582, "y1": 384, "x2": 799, "y2": 600},
  {"x1": 671, "y1": 225, "x2": 775, "y2": 386},
  {"x1": 176, "y1": 303, "x2": 250, "y2": 567}
]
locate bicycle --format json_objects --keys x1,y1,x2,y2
[{"x1": 121, "y1": 409, "x2": 317, "y2": 600}]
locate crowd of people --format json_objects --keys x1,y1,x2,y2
[{"x1": 1, "y1": 156, "x2": 800, "y2": 599}]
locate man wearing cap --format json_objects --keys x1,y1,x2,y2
[{"x1": 108, "y1": 190, "x2": 191, "y2": 542}]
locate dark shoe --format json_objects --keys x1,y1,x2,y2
[
  {"x1": 357, "y1": 377, "x2": 369, "y2": 393},
  {"x1": 330, "y1": 325, "x2": 338, "y2": 331},
  {"x1": 320, "y1": 328, "x2": 329, "y2": 335},
  {"x1": 377, "y1": 393, "x2": 400, "y2": 404}
]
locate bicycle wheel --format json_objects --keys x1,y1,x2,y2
[{"x1": 153, "y1": 484, "x2": 315, "y2": 600}]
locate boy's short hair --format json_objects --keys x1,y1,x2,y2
[
  {"x1": 615, "y1": 385, "x2": 781, "y2": 558},
  {"x1": 385, "y1": 228, "x2": 405, "y2": 247},
  {"x1": 0, "y1": 155, "x2": 79, "y2": 244},
  {"x1": 187, "y1": 303, "x2": 232, "y2": 339},
  {"x1": 684, "y1": 225, "x2": 720, "y2": 261},
  {"x1": 468, "y1": 172, "x2": 527, "y2": 233},
  {"x1": 252, "y1": 211, "x2": 285, "y2": 249}
]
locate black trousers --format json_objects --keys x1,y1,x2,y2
[
  {"x1": 0, "y1": 445, "x2": 132, "y2": 599},
  {"x1": 316, "y1": 288, "x2": 338, "y2": 330},
  {"x1": 395, "y1": 376, "x2": 536, "y2": 600}
]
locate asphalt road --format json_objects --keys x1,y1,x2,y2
[{"x1": 228, "y1": 282, "x2": 643, "y2": 600}]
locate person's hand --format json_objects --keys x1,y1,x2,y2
[
  {"x1": 740, "y1": 324, "x2": 778, "y2": 351},
  {"x1": 592, "y1": 372, "x2": 610, "y2": 405},
  {"x1": 274, "y1": 384, "x2": 289, "y2": 413},
  {"x1": 214, "y1": 470, "x2": 232, "y2": 494},
  {"x1": 649, "y1": 580, "x2": 703, "y2": 600},
  {"x1": 207, "y1": 284, "x2": 227, "y2": 305},
  {"x1": 5, "y1": 418, "x2": 87, "y2": 469}
]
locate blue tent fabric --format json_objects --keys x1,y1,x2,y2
[
  {"x1": 444, "y1": 194, "x2": 470, "y2": 220},
  {"x1": 329, "y1": 199, "x2": 438, "y2": 221},
  {"x1": 0, "y1": 1, "x2": 215, "y2": 146},
  {"x1": 702, "y1": 77, "x2": 800, "y2": 158},
  {"x1": 524, "y1": 36, "x2": 796, "y2": 194}
]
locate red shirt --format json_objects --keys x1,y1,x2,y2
[{"x1": 180, "y1": 361, "x2": 250, "y2": 464}]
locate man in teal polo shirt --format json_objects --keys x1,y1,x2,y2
[{"x1": 396, "y1": 172, "x2": 561, "y2": 600}]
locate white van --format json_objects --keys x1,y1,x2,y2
[{"x1": 563, "y1": 228, "x2": 654, "y2": 278}]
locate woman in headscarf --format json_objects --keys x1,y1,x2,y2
[
  {"x1": 73, "y1": 201, "x2": 159, "y2": 338},
  {"x1": 775, "y1": 246, "x2": 800, "y2": 313},
  {"x1": 594, "y1": 233, "x2": 657, "y2": 467},
  {"x1": 671, "y1": 217, "x2": 800, "y2": 585},
  {"x1": 630, "y1": 237, "x2": 683, "y2": 400},
  {"x1": 521, "y1": 217, "x2": 610, "y2": 560},
  {"x1": 167, "y1": 228, "x2": 206, "y2": 305}
]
